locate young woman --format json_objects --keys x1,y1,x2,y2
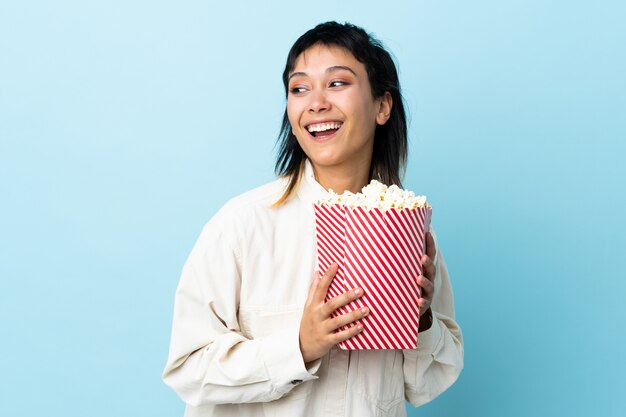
[{"x1": 163, "y1": 21, "x2": 463, "y2": 417}]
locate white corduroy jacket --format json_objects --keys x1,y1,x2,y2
[{"x1": 163, "y1": 161, "x2": 464, "y2": 417}]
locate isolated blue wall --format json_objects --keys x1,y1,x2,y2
[{"x1": 1, "y1": 1, "x2": 624, "y2": 416}]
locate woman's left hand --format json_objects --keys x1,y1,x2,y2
[{"x1": 417, "y1": 232, "x2": 436, "y2": 328}]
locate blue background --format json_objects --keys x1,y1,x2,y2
[{"x1": 1, "y1": 1, "x2": 624, "y2": 416}]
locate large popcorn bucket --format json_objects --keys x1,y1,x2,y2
[{"x1": 314, "y1": 203, "x2": 432, "y2": 350}]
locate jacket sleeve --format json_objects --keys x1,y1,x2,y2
[
  {"x1": 162, "y1": 217, "x2": 319, "y2": 406},
  {"x1": 403, "y1": 231, "x2": 464, "y2": 406}
]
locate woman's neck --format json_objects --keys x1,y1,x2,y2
[{"x1": 311, "y1": 160, "x2": 371, "y2": 194}]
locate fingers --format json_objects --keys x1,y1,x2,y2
[
  {"x1": 417, "y1": 297, "x2": 431, "y2": 316},
  {"x1": 421, "y1": 233, "x2": 436, "y2": 279},
  {"x1": 299, "y1": 264, "x2": 366, "y2": 362},
  {"x1": 331, "y1": 322, "x2": 365, "y2": 344},
  {"x1": 328, "y1": 306, "x2": 369, "y2": 332},
  {"x1": 417, "y1": 275, "x2": 434, "y2": 298},
  {"x1": 417, "y1": 274, "x2": 434, "y2": 315},
  {"x1": 323, "y1": 286, "x2": 364, "y2": 317},
  {"x1": 314, "y1": 263, "x2": 338, "y2": 303},
  {"x1": 425, "y1": 231, "x2": 436, "y2": 261},
  {"x1": 420, "y1": 253, "x2": 436, "y2": 280}
]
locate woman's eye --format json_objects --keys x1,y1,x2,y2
[
  {"x1": 289, "y1": 86, "x2": 307, "y2": 94},
  {"x1": 329, "y1": 80, "x2": 349, "y2": 88}
]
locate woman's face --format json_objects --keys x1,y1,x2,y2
[{"x1": 287, "y1": 44, "x2": 391, "y2": 175}]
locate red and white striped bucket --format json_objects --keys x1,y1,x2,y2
[{"x1": 314, "y1": 203, "x2": 432, "y2": 350}]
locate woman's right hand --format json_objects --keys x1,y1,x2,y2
[{"x1": 299, "y1": 263, "x2": 369, "y2": 363}]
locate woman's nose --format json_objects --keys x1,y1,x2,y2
[{"x1": 308, "y1": 89, "x2": 330, "y2": 113}]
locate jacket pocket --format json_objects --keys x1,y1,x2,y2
[{"x1": 353, "y1": 350, "x2": 406, "y2": 415}]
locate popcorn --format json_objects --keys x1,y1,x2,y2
[
  {"x1": 320, "y1": 180, "x2": 429, "y2": 211},
  {"x1": 314, "y1": 180, "x2": 432, "y2": 350}
]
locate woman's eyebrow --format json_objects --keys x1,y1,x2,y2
[
  {"x1": 326, "y1": 65, "x2": 357, "y2": 76},
  {"x1": 288, "y1": 65, "x2": 357, "y2": 81}
]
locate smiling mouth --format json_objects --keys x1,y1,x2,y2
[{"x1": 306, "y1": 121, "x2": 343, "y2": 138}]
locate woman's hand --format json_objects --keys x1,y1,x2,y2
[
  {"x1": 417, "y1": 232, "x2": 437, "y2": 331},
  {"x1": 299, "y1": 263, "x2": 368, "y2": 363}
]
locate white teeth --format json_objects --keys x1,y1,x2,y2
[{"x1": 307, "y1": 121, "x2": 342, "y2": 133}]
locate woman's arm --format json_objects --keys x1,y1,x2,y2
[
  {"x1": 162, "y1": 219, "x2": 318, "y2": 407},
  {"x1": 403, "y1": 231, "x2": 464, "y2": 406}
]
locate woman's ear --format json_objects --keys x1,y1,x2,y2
[{"x1": 376, "y1": 92, "x2": 393, "y2": 125}]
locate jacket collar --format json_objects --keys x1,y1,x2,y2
[{"x1": 296, "y1": 159, "x2": 330, "y2": 205}]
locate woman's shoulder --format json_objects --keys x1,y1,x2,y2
[
  {"x1": 207, "y1": 177, "x2": 289, "y2": 225},
  {"x1": 222, "y1": 177, "x2": 288, "y2": 211}
]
